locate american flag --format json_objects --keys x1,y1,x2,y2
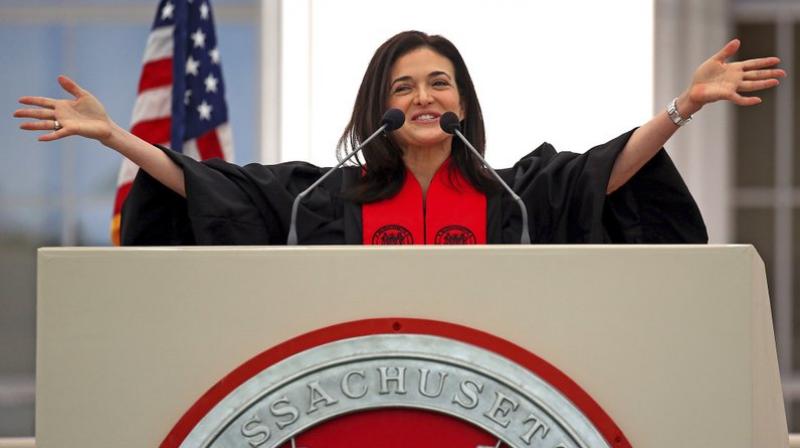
[{"x1": 111, "y1": 0, "x2": 234, "y2": 245}]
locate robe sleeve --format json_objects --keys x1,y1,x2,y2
[
  {"x1": 120, "y1": 146, "x2": 348, "y2": 245},
  {"x1": 499, "y1": 129, "x2": 708, "y2": 243}
]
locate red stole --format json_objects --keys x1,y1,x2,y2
[{"x1": 362, "y1": 160, "x2": 486, "y2": 245}]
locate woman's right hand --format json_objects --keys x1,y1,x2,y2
[
  {"x1": 15, "y1": 75, "x2": 115, "y2": 144},
  {"x1": 16, "y1": 75, "x2": 187, "y2": 197}
]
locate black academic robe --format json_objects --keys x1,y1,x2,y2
[{"x1": 120, "y1": 130, "x2": 708, "y2": 245}]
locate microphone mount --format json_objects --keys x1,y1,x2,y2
[
  {"x1": 286, "y1": 109, "x2": 404, "y2": 245},
  {"x1": 440, "y1": 112, "x2": 532, "y2": 244}
]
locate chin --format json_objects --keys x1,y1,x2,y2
[{"x1": 401, "y1": 134, "x2": 451, "y2": 148}]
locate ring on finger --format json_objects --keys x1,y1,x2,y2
[{"x1": 53, "y1": 120, "x2": 62, "y2": 131}]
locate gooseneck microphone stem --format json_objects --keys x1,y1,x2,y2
[
  {"x1": 286, "y1": 124, "x2": 388, "y2": 245},
  {"x1": 453, "y1": 129, "x2": 531, "y2": 244}
]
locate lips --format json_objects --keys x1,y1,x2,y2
[{"x1": 410, "y1": 111, "x2": 441, "y2": 122}]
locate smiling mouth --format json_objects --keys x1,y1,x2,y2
[{"x1": 411, "y1": 113, "x2": 440, "y2": 123}]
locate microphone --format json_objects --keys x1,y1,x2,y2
[
  {"x1": 286, "y1": 109, "x2": 405, "y2": 245},
  {"x1": 440, "y1": 112, "x2": 532, "y2": 244}
]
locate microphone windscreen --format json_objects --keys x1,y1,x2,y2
[
  {"x1": 381, "y1": 108, "x2": 405, "y2": 131},
  {"x1": 439, "y1": 112, "x2": 460, "y2": 134}
]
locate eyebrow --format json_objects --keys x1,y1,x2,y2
[{"x1": 390, "y1": 71, "x2": 453, "y2": 87}]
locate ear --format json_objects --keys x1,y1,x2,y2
[{"x1": 458, "y1": 98, "x2": 467, "y2": 121}]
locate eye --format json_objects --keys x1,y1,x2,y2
[
  {"x1": 392, "y1": 84, "x2": 411, "y2": 94},
  {"x1": 432, "y1": 79, "x2": 451, "y2": 88}
]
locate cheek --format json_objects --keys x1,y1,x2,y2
[
  {"x1": 386, "y1": 94, "x2": 410, "y2": 111},
  {"x1": 444, "y1": 93, "x2": 463, "y2": 116}
]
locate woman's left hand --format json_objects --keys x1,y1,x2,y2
[{"x1": 684, "y1": 38, "x2": 786, "y2": 113}]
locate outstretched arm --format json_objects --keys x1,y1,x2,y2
[
  {"x1": 606, "y1": 39, "x2": 786, "y2": 194},
  {"x1": 15, "y1": 75, "x2": 186, "y2": 197}
]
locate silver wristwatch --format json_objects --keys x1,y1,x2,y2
[{"x1": 667, "y1": 97, "x2": 693, "y2": 126}]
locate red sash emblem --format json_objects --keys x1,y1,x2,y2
[{"x1": 362, "y1": 160, "x2": 487, "y2": 245}]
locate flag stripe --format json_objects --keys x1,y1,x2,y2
[
  {"x1": 131, "y1": 117, "x2": 172, "y2": 144},
  {"x1": 113, "y1": 182, "x2": 133, "y2": 215},
  {"x1": 196, "y1": 129, "x2": 224, "y2": 160},
  {"x1": 130, "y1": 86, "x2": 172, "y2": 125},
  {"x1": 182, "y1": 139, "x2": 200, "y2": 160},
  {"x1": 116, "y1": 158, "x2": 141, "y2": 185},
  {"x1": 138, "y1": 58, "x2": 174, "y2": 92},
  {"x1": 217, "y1": 123, "x2": 234, "y2": 161},
  {"x1": 142, "y1": 26, "x2": 175, "y2": 63}
]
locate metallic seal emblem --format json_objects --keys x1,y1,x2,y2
[{"x1": 162, "y1": 319, "x2": 630, "y2": 448}]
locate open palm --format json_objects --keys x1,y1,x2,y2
[
  {"x1": 688, "y1": 39, "x2": 785, "y2": 108},
  {"x1": 15, "y1": 75, "x2": 114, "y2": 143}
]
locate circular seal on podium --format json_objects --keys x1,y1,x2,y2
[{"x1": 161, "y1": 318, "x2": 631, "y2": 448}]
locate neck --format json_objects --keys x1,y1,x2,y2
[{"x1": 402, "y1": 140, "x2": 452, "y2": 197}]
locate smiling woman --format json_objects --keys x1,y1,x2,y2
[
  {"x1": 339, "y1": 32, "x2": 494, "y2": 206},
  {"x1": 388, "y1": 49, "x2": 464, "y2": 194},
  {"x1": 16, "y1": 30, "x2": 785, "y2": 245}
]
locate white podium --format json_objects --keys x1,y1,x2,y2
[{"x1": 36, "y1": 245, "x2": 787, "y2": 447}]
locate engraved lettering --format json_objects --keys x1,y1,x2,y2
[
  {"x1": 418, "y1": 368, "x2": 448, "y2": 398},
  {"x1": 341, "y1": 370, "x2": 368, "y2": 399},
  {"x1": 452, "y1": 379, "x2": 484, "y2": 409},
  {"x1": 306, "y1": 380, "x2": 338, "y2": 413},
  {"x1": 483, "y1": 391, "x2": 519, "y2": 428},
  {"x1": 520, "y1": 414, "x2": 550, "y2": 444},
  {"x1": 240, "y1": 414, "x2": 270, "y2": 447},
  {"x1": 269, "y1": 396, "x2": 300, "y2": 429},
  {"x1": 205, "y1": 336, "x2": 606, "y2": 448},
  {"x1": 378, "y1": 366, "x2": 407, "y2": 394}
]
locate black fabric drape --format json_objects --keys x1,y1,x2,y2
[{"x1": 121, "y1": 130, "x2": 707, "y2": 245}]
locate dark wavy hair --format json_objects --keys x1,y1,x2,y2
[{"x1": 338, "y1": 30, "x2": 498, "y2": 203}]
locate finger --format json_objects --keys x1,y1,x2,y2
[
  {"x1": 739, "y1": 79, "x2": 780, "y2": 92},
  {"x1": 13, "y1": 108, "x2": 55, "y2": 120},
  {"x1": 18, "y1": 96, "x2": 55, "y2": 109},
  {"x1": 39, "y1": 129, "x2": 70, "y2": 142},
  {"x1": 58, "y1": 75, "x2": 85, "y2": 98},
  {"x1": 19, "y1": 120, "x2": 60, "y2": 131},
  {"x1": 743, "y1": 68, "x2": 787, "y2": 80},
  {"x1": 731, "y1": 93, "x2": 762, "y2": 106},
  {"x1": 741, "y1": 57, "x2": 781, "y2": 70},
  {"x1": 714, "y1": 38, "x2": 740, "y2": 62}
]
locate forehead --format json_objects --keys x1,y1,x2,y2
[{"x1": 390, "y1": 47, "x2": 456, "y2": 79}]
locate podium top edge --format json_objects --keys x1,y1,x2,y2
[{"x1": 37, "y1": 244, "x2": 754, "y2": 254}]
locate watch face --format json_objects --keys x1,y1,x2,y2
[{"x1": 163, "y1": 319, "x2": 630, "y2": 448}]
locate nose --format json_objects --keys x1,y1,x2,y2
[{"x1": 414, "y1": 85, "x2": 433, "y2": 105}]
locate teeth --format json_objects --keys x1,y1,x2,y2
[{"x1": 416, "y1": 114, "x2": 436, "y2": 121}]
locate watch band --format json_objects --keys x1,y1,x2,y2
[{"x1": 667, "y1": 97, "x2": 693, "y2": 126}]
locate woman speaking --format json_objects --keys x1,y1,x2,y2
[{"x1": 15, "y1": 31, "x2": 786, "y2": 245}]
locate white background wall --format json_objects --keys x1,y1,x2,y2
[{"x1": 268, "y1": 0, "x2": 654, "y2": 168}]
